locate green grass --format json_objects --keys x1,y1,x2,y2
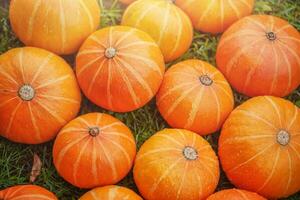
[{"x1": 0, "y1": 0, "x2": 300, "y2": 199}]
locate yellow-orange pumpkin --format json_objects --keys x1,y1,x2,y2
[
  {"x1": 0, "y1": 185, "x2": 57, "y2": 200},
  {"x1": 157, "y1": 59, "x2": 234, "y2": 135},
  {"x1": 175, "y1": 0, "x2": 255, "y2": 34},
  {"x1": 207, "y1": 189, "x2": 267, "y2": 200},
  {"x1": 216, "y1": 15, "x2": 300, "y2": 97},
  {"x1": 79, "y1": 185, "x2": 142, "y2": 200},
  {"x1": 0, "y1": 47, "x2": 81, "y2": 144},
  {"x1": 53, "y1": 113, "x2": 136, "y2": 188},
  {"x1": 134, "y1": 128, "x2": 220, "y2": 200},
  {"x1": 219, "y1": 96, "x2": 300, "y2": 199},
  {"x1": 121, "y1": 0, "x2": 193, "y2": 62},
  {"x1": 9, "y1": 0, "x2": 100, "y2": 55},
  {"x1": 76, "y1": 26, "x2": 165, "y2": 112}
]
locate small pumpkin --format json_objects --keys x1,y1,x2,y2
[
  {"x1": 207, "y1": 189, "x2": 267, "y2": 200},
  {"x1": 79, "y1": 185, "x2": 142, "y2": 200},
  {"x1": 76, "y1": 26, "x2": 165, "y2": 112},
  {"x1": 0, "y1": 185, "x2": 57, "y2": 200},
  {"x1": 134, "y1": 128, "x2": 220, "y2": 200},
  {"x1": 156, "y1": 59, "x2": 234, "y2": 135},
  {"x1": 219, "y1": 96, "x2": 300, "y2": 199},
  {"x1": 53, "y1": 112, "x2": 136, "y2": 188},
  {"x1": 121, "y1": 0, "x2": 193, "y2": 62},
  {"x1": 0, "y1": 47, "x2": 81, "y2": 144},
  {"x1": 9, "y1": 0, "x2": 100, "y2": 55},
  {"x1": 216, "y1": 15, "x2": 300, "y2": 97},
  {"x1": 175, "y1": 0, "x2": 255, "y2": 34}
]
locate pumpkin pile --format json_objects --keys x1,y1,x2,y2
[{"x1": 0, "y1": 0, "x2": 299, "y2": 199}]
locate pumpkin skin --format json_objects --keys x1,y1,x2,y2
[
  {"x1": 9, "y1": 0, "x2": 100, "y2": 55},
  {"x1": 0, "y1": 185, "x2": 57, "y2": 200},
  {"x1": 175, "y1": 0, "x2": 255, "y2": 34},
  {"x1": 119, "y1": 0, "x2": 135, "y2": 5},
  {"x1": 134, "y1": 128, "x2": 220, "y2": 200},
  {"x1": 79, "y1": 185, "x2": 142, "y2": 200},
  {"x1": 76, "y1": 26, "x2": 165, "y2": 112},
  {"x1": 0, "y1": 47, "x2": 81, "y2": 144},
  {"x1": 121, "y1": 0, "x2": 193, "y2": 62},
  {"x1": 219, "y1": 96, "x2": 300, "y2": 199},
  {"x1": 206, "y1": 189, "x2": 267, "y2": 200},
  {"x1": 216, "y1": 15, "x2": 300, "y2": 97},
  {"x1": 53, "y1": 112, "x2": 136, "y2": 188},
  {"x1": 157, "y1": 59, "x2": 234, "y2": 135}
]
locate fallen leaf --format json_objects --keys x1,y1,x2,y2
[{"x1": 29, "y1": 153, "x2": 42, "y2": 183}]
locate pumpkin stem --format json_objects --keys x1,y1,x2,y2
[
  {"x1": 266, "y1": 32, "x2": 276, "y2": 41},
  {"x1": 199, "y1": 75, "x2": 213, "y2": 86},
  {"x1": 89, "y1": 127, "x2": 100, "y2": 137},
  {"x1": 183, "y1": 146, "x2": 198, "y2": 160},
  {"x1": 18, "y1": 84, "x2": 35, "y2": 101},
  {"x1": 277, "y1": 130, "x2": 290, "y2": 146},
  {"x1": 105, "y1": 47, "x2": 117, "y2": 59}
]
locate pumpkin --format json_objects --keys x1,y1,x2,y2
[
  {"x1": 175, "y1": 0, "x2": 255, "y2": 34},
  {"x1": 156, "y1": 59, "x2": 234, "y2": 135},
  {"x1": 206, "y1": 189, "x2": 267, "y2": 200},
  {"x1": 119, "y1": 0, "x2": 135, "y2": 5},
  {"x1": 216, "y1": 15, "x2": 300, "y2": 97},
  {"x1": 0, "y1": 185, "x2": 57, "y2": 200},
  {"x1": 121, "y1": 0, "x2": 193, "y2": 62},
  {"x1": 0, "y1": 47, "x2": 81, "y2": 144},
  {"x1": 79, "y1": 185, "x2": 142, "y2": 200},
  {"x1": 53, "y1": 112, "x2": 136, "y2": 188},
  {"x1": 76, "y1": 26, "x2": 165, "y2": 112},
  {"x1": 134, "y1": 128, "x2": 220, "y2": 200},
  {"x1": 219, "y1": 96, "x2": 300, "y2": 199},
  {"x1": 9, "y1": 0, "x2": 100, "y2": 55}
]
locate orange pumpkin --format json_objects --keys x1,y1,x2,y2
[
  {"x1": 219, "y1": 96, "x2": 300, "y2": 199},
  {"x1": 0, "y1": 47, "x2": 81, "y2": 144},
  {"x1": 216, "y1": 15, "x2": 300, "y2": 97},
  {"x1": 119, "y1": 0, "x2": 135, "y2": 5},
  {"x1": 79, "y1": 185, "x2": 142, "y2": 200},
  {"x1": 0, "y1": 185, "x2": 57, "y2": 200},
  {"x1": 134, "y1": 128, "x2": 220, "y2": 200},
  {"x1": 53, "y1": 112, "x2": 136, "y2": 188},
  {"x1": 157, "y1": 59, "x2": 234, "y2": 135},
  {"x1": 9, "y1": 0, "x2": 100, "y2": 55},
  {"x1": 175, "y1": 0, "x2": 255, "y2": 34},
  {"x1": 121, "y1": 0, "x2": 193, "y2": 62},
  {"x1": 76, "y1": 26, "x2": 165, "y2": 112},
  {"x1": 206, "y1": 189, "x2": 267, "y2": 200}
]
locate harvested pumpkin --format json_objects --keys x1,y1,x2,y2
[
  {"x1": 0, "y1": 47, "x2": 81, "y2": 144},
  {"x1": 79, "y1": 185, "x2": 142, "y2": 200},
  {"x1": 219, "y1": 96, "x2": 300, "y2": 199},
  {"x1": 207, "y1": 189, "x2": 267, "y2": 200},
  {"x1": 9, "y1": 0, "x2": 100, "y2": 55},
  {"x1": 53, "y1": 113, "x2": 136, "y2": 188},
  {"x1": 0, "y1": 185, "x2": 57, "y2": 200},
  {"x1": 216, "y1": 15, "x2": 300, "y2": 97},
  {"x1": 175, "y1": 0, "x2": 255, "y2": 34},
  {"x1": 121, "y1": 0, "x2": 193, "y2": 62},
  {"x1": 157, "y1": 59, "x2": 234, "y2": 135},
  {"x1": 76, "y1": 26, "x2": 165, "y2": 112},
  {"x1": 134, "y1": 128, "x2": 220, "y2": 200}
]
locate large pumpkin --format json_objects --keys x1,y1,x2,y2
[
  {"x1": 156, "y1": 59, "x2": 234, "y2": 135},
  {"x1": 79, "y1": 185, "x2": 142, "y2": 200},
  {"x1": 216, "y1": 15, "x2": 300, "y2": 97},
  {"x1": 219, "y1": 96, "x2": 300, "y2": 199},
  {"x1": 0, "y1": 47, "x2": 81, "y2": 144},
  {"x1": 134, "y1": 128, "x2": 220, "y2": 200},
  {"x1": 0, "y1": 185, "x2": 57, "y2": 200},
  {"x1": 9, "y1": 0, "x2": 100, "y2": 55},
  {"x1": 76, "y1": 26, "x2": 165, "y2": 112},
  {"x1": 121, "y1": 0, "x2": 193, "y2": 62},
  {"x1": 207, "y1": 189, "x2": 267, "y2": 200},
  {"x1": 175, "y1": 0, "x2": 255, "y2": 34},
  {"x1": 53, "y1": 112, "x2": 136, "y2": 188}
]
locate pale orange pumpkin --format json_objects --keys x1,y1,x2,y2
[
  {"x1": 0, "y1": 47, "x2": 81, "y2": 144},
  {"x1": 134, "y1": 128, "x2": 220, "y2": 200},
  {"x1": 53, "y1": 112, "x2": 136, "y2": 188},
  {"x1": 9, "y1": 0, "x2": 100, "y2": 55},
  {"x1": 219, "y1": 96, "x2": 300, "y2": 199},
  {"x1": 206, "y1": 189, "x2": 267, "y2": 200}
]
